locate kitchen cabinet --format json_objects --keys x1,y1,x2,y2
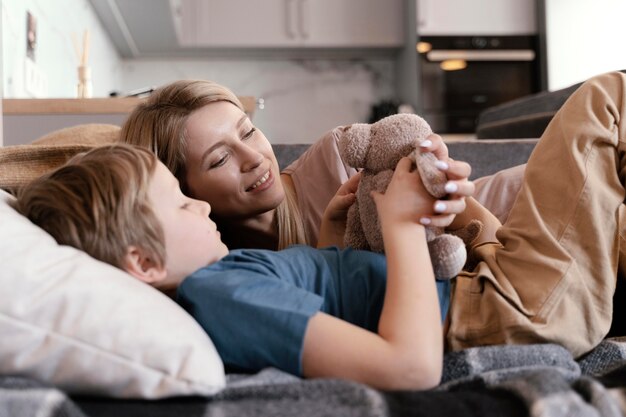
[
  {"x1": 417, "y1": 0, "x2": 536, "y2": 36},
  {"x1": 174, "y1": 0, "x2": 404, "y2": 48}
]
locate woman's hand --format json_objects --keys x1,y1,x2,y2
[
  {"x1": 417, "y1": 134, "x2": 475, "y2": 228},
  {"x1": 317, "y1": 172, "x2": 361, "y2": 248}
]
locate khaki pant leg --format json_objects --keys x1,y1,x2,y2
[{"x1": 448, "y1": 72, "x2": 626, "y2": 357}]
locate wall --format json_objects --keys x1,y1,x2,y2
[
  {"x1": 0, "y1": 1, "x2": 3, "y2": 146},
  {"x1": 545, "y1": 0, "x2": 626, "y2": 90},
  {"x1": 120, "y1": 58, "x2": 395, "y2": 144},
  {"x1": 2, "y1": 0, "x2": 121, "y2": 97}
]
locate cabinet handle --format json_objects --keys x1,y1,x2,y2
[
  {"x1": 285, "y1": 0, "x2": 298, "y2": 39},
  {"x1": 298, "y1": 0, "x2": 309, "y2": 39}
]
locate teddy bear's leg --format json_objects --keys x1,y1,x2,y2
[
  {"x1": 448, "y1": 219, "x2": 484, "y2": 272},
  {"x1": 361, "y1": 171, "x2": 394, "y2": 253},
  {"x1": 428, "y1": 234, "x2": 467, "y2": 280},
  {"x1": 344, "y1": 201, "x2": 370, "y2": 250}
]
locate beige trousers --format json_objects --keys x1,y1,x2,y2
[{"x1": 447, "y1": 71, "x2": 626, "y2": 358}]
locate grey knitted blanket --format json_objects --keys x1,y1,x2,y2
[{"x1": 3, "y1": 338, "x2": 626, "y2": 417}]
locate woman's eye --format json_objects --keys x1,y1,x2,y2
[
  {"x1": 242, "y1": 127, "x2": 256, "y2": 140},
  {"x1": 210, "y1": 155, "x2": 228, "y2": 169}
]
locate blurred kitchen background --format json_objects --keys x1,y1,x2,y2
[{"x1": 2, "y1": 0, "x2": 626, "y2": 145}]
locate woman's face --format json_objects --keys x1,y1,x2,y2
[{"x1": 183, "y1": 101, "x2": 285, "y2": 220}]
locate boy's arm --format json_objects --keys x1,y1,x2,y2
[{"x1": 302, "y1": 157, "x2": 455, "y2": 391}]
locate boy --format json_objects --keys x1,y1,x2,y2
[{"x1": 17, "y1": 143, "x2": 474, "y2": 391}]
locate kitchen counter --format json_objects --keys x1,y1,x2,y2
[
  {"x1": 2, "y1": 97, "x2": 256, "y2": 146},
  {"x1": 3, "y1": 98, "x2": 144, "y2": 115}
]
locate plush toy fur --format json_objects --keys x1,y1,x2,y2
[{"x1": 338, "y1": 113, "x2": 480, "y2": 280}]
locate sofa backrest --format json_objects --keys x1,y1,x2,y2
[{"x1": 274, "y1": 139, "x2": 538, "y2": 180}]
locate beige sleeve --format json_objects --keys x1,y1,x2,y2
[{"x1": 282, "y1": 127, "x2": 358, "y2": 246}]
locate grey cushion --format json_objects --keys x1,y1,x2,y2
[
  {"x1": 273, "y1": 139, "x2": 538, "y2": 180},
  {"x1": 476, "y1": 83, "x2": 581, "y2": 139},
  {"x1": 273, "y1": 144, "x2": 311, "y2": 170},
  {"x1": 476, "y1": 69, "x2": 626, "y2": 139}
]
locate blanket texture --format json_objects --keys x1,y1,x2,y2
[
  {"x1": 0, "y1": 376, "x2": 87, "y2": 417},
  {"x1": 4, "y1": 338, "x2": 626, "y2": 417}
]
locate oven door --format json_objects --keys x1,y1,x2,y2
[{"x1": 420, "y1": 45, "x2": 539, "y2": 134}]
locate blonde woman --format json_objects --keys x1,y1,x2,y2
[{"x1": 121, "y1": 80, "x2": 469, "y2": 250}]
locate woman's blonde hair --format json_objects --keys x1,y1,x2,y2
[
  {"x1": 120, "y1": 79, "x2": 307, "y2": 250},
  {"x1": 17, "y1": 144, "x2": 166, "y2": 271}
]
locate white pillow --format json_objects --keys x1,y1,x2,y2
[{"x1": 0, "y1": 189, "x2": 225, "y2": 398}]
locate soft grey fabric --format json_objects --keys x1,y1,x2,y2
[
  {"x1": 0, "y1": 377, "x2": 87, "y2": 417},
  {"x1": 476, "y1": 70, "x2": 626, "y2": 140},
  {"x1": 274, "y1": 139, "x2": 538, "y2": 180},
  {"x1": 61, "y1": 339, "x2": 626, "y2": 416},
  {"x1": 476, "y1": 83, "x2": 581, "y2": 139}
]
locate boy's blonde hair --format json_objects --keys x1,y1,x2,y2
[
  {"x1": 120, "y1": 79, "x2": 307, "y2": 250},
  {"x1": 17, "y1": 144, "x2": 166, "y2": 271}
]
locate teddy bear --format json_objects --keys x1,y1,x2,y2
[{"x1": 337, "y1": 113, "x2": 481, "y2": 280}]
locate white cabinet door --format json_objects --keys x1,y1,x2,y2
[
  {"x1": 417, "y1": 0, "x2": 536, "y2": 36},
  {"x1": 302, "y1": 0, "x2": 404, "y2": 47},
  {"x1": 178, "y1": 0, "x2": 404, "y2": 48},
  {"x1": 193, "y1": 0, "x2": 301, "y2": 47}
]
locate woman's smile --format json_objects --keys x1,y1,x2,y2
[{"x1": 246, "y1": 169, "x2": 274, "y2": 193}]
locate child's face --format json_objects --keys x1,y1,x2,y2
[{"x1": 148, "y1": 161, "x2": 229, "y2": 288}]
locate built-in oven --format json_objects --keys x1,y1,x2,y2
[{"x1": 418, "y1": 35, "x2": 541, "y2": 134}]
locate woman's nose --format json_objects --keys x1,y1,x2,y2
[{"x1": 240, "y1": 145, "x2": 264, "y2": 172}]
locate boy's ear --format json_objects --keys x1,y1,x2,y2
[{"x1": 123, "y1": 245, "x2": 167, "y2": 285}]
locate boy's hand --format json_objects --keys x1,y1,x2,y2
[{"x1": 371, "y1": 157, "x2": 436, "y2": 229}]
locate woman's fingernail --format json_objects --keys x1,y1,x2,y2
[
  {"x1": 420, "y1": 217, "x2": 431, "y2": 225},
  {"x1": 420, "y1": 139, "x2": 433, "y2": 148},
  {"x1": 434, "y1": 202, "x2": 447, "y2": 213},
  {"x1": 434, "y1": 160, "x2": 449, "y2": 171},
  {"x1": 444, "y1": 182, "x2": 458, "y2": 193}
]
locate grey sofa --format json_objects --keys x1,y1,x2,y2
[{"x1": 275, "y1": 139, "x2": 538, "y2": 180}]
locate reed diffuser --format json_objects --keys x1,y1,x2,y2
[{"x1": 73, "y1": 30, "x2": 92, "y2": 98}]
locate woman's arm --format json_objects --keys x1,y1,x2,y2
[
  {"x1": 302, "y1": 157, "x2": 461, "y2": 390},
  {"x1": 317, "y1": 173, "x2": 361, "y2": 248}
]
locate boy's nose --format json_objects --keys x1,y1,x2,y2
[
  {"x1": 192, "y1": 198, "x2": 211, "y2": 217},
  {"x1": 202, "y1": 200, "x2": 211, "y2": 217}
]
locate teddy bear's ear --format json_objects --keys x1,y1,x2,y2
[{"x1": 338, "y1": 123, "x2": 372, "y2": 169}]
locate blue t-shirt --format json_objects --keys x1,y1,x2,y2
[{"x1": 176, "y1": 245, "x2": 450, "y2": 376}]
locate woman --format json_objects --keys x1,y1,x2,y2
[{"x1": 120, "y1": 80, "x2": 468, "y2": 250}]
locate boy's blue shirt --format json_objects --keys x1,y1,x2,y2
[{"x1": 176, "y1": 245, "x2": 450, "y2": 376}]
